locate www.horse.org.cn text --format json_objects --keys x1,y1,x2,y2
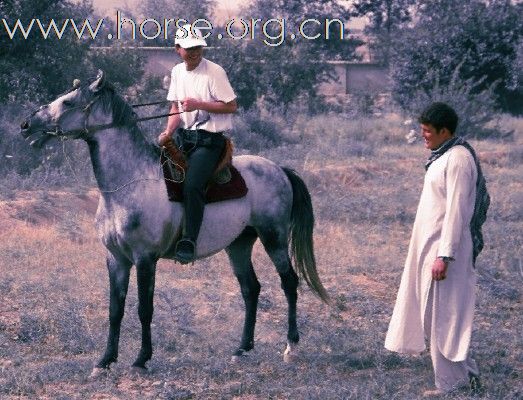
[{"x1": 1, "y1": 12, "x2": 348, "y2": 47}]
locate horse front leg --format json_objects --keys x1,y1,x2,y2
[
  {"x1": 225, "y1": 227, "x2": 260, "y2": 360},
  {"x1": 132, "y1": 257, "x2": 157, "y2": 368},
  {"x1": 95, "y1": 254, "x2": 132, "y2": 370},
  {"x1": 233, "y1": 263, "x2": 261, "y2": 358}
]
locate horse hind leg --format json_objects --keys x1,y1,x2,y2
[
  {"x1": 257, "y1": 226, "x2": 300, "y2": 362},
  {"x1": 280, "y1": 261, "x2": 300, "y2": 363},
  {"x1": 93, "y1": 253, "x2": 132, "y2": 374},
  {"x1": 225, "y1": 226, "x2": 260, "y2": 360},
  {"x1": 257, "y1": 227, "x2": 299, "y2": 330},
  {"x1": 132, "y1": 256, "x2": 157, "y2": 369}
]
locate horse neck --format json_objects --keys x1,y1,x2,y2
[{"x1": 86, "y1": 125, "x2": 159, "y2": 197}]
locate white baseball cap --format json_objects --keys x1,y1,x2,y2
[{"x1": 175, "y1": 24, "x2": 207, "y2": 48}]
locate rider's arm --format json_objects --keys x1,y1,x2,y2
[
  {"x1": 158, "y1": 102, "x2": 181, "y2": 145},
  {"x1": 181, "y1": 98, "x2": 237, "y2": 114}
]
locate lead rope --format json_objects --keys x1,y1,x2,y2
[
  {"x1": 47, "y1": 96, "x2": 187, "y2": 192},
  {"x1": 58, "y1": 136, "x2": 185, "y2": 194},
  {"x1": 97, "y1": 147, "x2": 186, "y2": 194}
]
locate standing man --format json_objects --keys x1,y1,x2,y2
[
  {"x1": 158, "y1": 24, "x2": 237, "y2": 264},
  {"x1": 385, "y1": 102, "x2": 489, "y2": 396}
]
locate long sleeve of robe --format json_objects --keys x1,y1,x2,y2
[{"x1": 385, "y1": 145, "x2": 478, "y2": 362}]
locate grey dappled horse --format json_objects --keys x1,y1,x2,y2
[{"x1": 20, "y1": 71, "x2": 329, "y2": 373}]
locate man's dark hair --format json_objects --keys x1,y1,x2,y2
[{"x1": 418, "y1": 102, "x2": 459, "y2": 134}]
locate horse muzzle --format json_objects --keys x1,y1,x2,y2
[
  {"x1": 20, "y1": 119, "x2": 54, "y2": 148},
  {"x1": 20, "y1": 119, "x2": 32, "y2": 138}
]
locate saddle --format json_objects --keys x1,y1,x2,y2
[{"x1": 161, "y1": 136, "x2": 248, "y2": 203}]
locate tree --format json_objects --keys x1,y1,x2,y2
[
  {"x1": 0, "y1": 0, "x2": 146, "y2": 177},
  {"x1": 390, "y1": 0, "x2": 523, "y2": 113},
  {"x1": 0, "y1": 0, "x2": 94, "y2": 103},
  {"x1": 137, "y1": 0, "x2": 214, "y2": 46},
  {"x1": 0, "y1": 0, "x2": 147, "y2": 103},
  {"x1": 351, "y1": 0, "x2": 416, "y2": 65},
  {"x1": 211, "y1": 0, "x2": 362, "y2": 111},
  {"x1": 510, "y1": 38, "x2": 523, "y2": 115}
]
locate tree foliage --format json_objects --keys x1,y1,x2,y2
[
  {"x1": 390, "y1": 0, "x2": 523, "y2": 113},
  {"x1": 0, "y1": 0, "x2": 94, "y2": 103},
  {"x1": 406, "y1": 61, "x2": 504, "y2": 138},
  {"x1": 139, "y1": 0, "x2": 213, "y2": 22},
  {"x1": 351, "y1": 0, "x2": 416, "y2": 65},
  {"x1": 211, "y1": 0, "x2": 362, "y2": 111},
  {"x1": 0, "y1": 0, "x2": 146, "y2": 103},
  {"x1": 0, "y1": 0, "x2": 147, "y2": 178},
  {"x1": 137, "y1": 0, "x2": 214, "y2": 46}
]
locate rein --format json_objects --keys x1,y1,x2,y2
[
  {"x1": 97, "y1": 147, "x2": 185, "y2": 193},
  {"x1": 44, "y1": 98, "x2": 184, "y2": 138},
  {"x1": 131, "y1": 100, "x2": 171, "y2": 108},
  {"x1": 46, "y1": 97, "x2": 186, "y2": 193},
  {"x1": 59, "y1": 139, "x2": 185, "y2": 193}
]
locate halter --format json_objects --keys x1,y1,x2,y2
[
  {"x1": 50, "y1": 97, "x2": 187, "y2": 193},
  {"x1": 39, "y1": 94, "x2": 184, "y2": 139},
  {"x1": 44, "y1": 97, "x2": 104, "y2": 138},
  {"x1": 32, "y1": 92, "x2": 188, "y2": 192}
]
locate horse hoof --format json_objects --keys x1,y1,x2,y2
[
  {"x1": 231, "y1": 348, "x2": 251, "y2": 362},
  {"x1": 283, "y1": 342, "x2": 299, "y2": 363},
  {"x1": 89, "y1": 367, "x2": 107, "y2": 379},
  {"x1": 131, "y1": 365, "x2": 149, "y2": 375}
]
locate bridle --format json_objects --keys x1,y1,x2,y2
[
  {"x1": 25, "y1": 87, "x2": 194, "y2": 193},
  {"x1": 38, "y1": 95, "x2": 184, "y2": 139},
  {"x1": 42, "y1": 96, "x2": 188, "y2": 193}
]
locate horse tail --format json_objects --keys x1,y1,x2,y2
[{"x1": 282, "y1": 167, "x2": 330, "y2": 304}]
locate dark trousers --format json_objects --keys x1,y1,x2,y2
[{"x1": 182, "y1": 134, "x2": 225, "y2": 241}]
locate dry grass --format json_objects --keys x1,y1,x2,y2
[{"x1": 0, "y1": 114, "x2": 521, "y2": 399}]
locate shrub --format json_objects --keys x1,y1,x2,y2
[
  {"x1": 230, "y1": 107, "x2": 292, "y2": 151},
  {"x1": 390, "y1": 0, "x2": 523, "y2": 114},
  {"x1": 402, "y1": 63, "x2": 512, "y2": 139}
]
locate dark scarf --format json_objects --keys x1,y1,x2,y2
[
  {"x1": 425, "y1": 136, "x2": 463, "y2": 170},
  {"x1": 425, "y1": 137, "x2": 490, "y2": 265}
]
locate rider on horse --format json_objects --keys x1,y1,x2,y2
[{"x1": 158, "y1": 24, "x2": 238, "y2": 264}]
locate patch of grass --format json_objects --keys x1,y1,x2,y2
[
  {"x1": 56, "y1": 210, "x2": 84, "y2": 243},
  {"x1": 0, "y1": 113, "x2": 521, "y2": 399},
  {"x1": 18, "y1": 314, "x2": 48, "y2": 343},
  {"x1": 50, "y1": 299, "x2": 97, "y2": 354}
]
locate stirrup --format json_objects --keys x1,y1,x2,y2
[{"x1": 174, "y1": 238, "x2": 196, "y2": 264}]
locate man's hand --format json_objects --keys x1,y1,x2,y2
[
  {"x1": 181, "y1": 98, "x2": 201, "y2": 112},
  {"x1": 432, "y1": 258, "x2": 449, "y2": 281},
  {"x1": 181, "y1": 98, "x2": 237, "y2": 114},
  {"x1": 158, "y1": 130, "x2": 172, "y2": 146}
]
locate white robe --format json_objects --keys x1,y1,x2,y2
[{"x1": 385, "y1": 145, "x2": 478, "y2": 361}]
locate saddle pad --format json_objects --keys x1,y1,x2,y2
[{"x1": 161, "y1": 153, "x2": 248, "y2": 203}]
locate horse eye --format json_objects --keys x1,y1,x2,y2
[{"x1": 63, "y1": 100, "x2": 73, "y2": 107}]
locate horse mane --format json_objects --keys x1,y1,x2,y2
[
  {"x1": 96, "y1": 82, "x2": 162, "y2": 157},
  {"x1": 98, "y1": 82, "x2": 137, "y2": 127}
]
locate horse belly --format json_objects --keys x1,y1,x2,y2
[{"x1": 195, "y1": 198, "x2": 251, "y2": 257}]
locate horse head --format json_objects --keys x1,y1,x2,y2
[{"x1": 20, "y1": 70, "x2": 117, "y2": 147}]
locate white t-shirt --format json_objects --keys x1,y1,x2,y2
[{"x1": 166, "y1": 58, "x2": 236, "y2": 132}]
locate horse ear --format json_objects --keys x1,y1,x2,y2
[{"x1": 89, "y1": 70, "x2": 105, "y2": 93}]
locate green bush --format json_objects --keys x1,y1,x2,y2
[
  {"x1": 390, "y1": 0, "x2": 522, "y2": 115},
  {"x1": 403, "y1": 63, "x2": 512, "y2": 139},
  {"x1": 230, "y1": 107, "x2": 292, "y2": 151}
]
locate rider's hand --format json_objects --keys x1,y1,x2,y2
[
  {"x1": 181, "y1": 98, "x2": 201, "y2": 112},
  {"x1": 158, "y1": 131, "x2": 172, "y2": 146}
]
